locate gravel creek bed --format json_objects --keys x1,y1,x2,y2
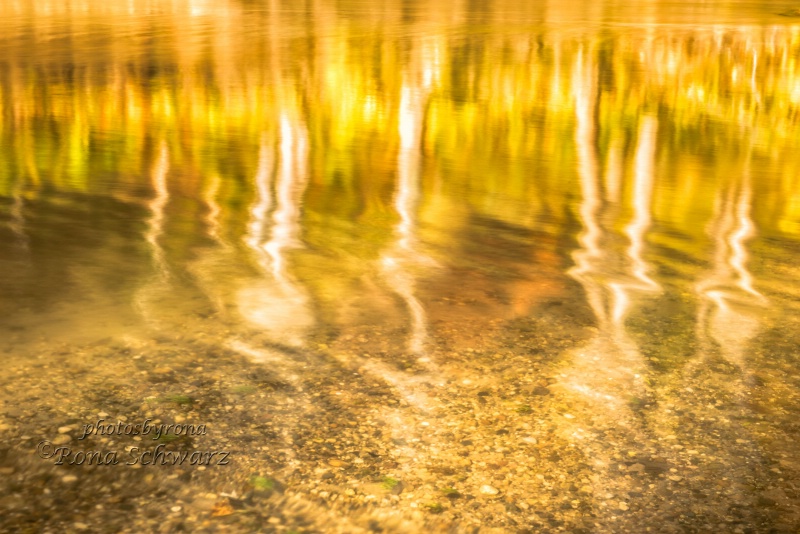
[{"x1": 2, "y1": 314, "x2": 800, "y2": 533}]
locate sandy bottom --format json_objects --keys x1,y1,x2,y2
[{"x1": 1, "y1": 314, "x2": 799, "y2": 533}]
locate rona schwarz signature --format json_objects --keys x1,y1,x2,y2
[{"x1": 37, "y1": 441, "x2": 230, "y2": 466}]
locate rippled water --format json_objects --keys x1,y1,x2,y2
[{"x1": 2, "y1": 1, "x2": 800, "y2": 532}]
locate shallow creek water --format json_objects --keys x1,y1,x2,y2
[{"x1": 1, "y1": 1, "x2": 800, "y2": 532}]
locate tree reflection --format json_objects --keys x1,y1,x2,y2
[
  {"x1": 2, "y1": 2, "x2": 800, "y2": 531},
  {"x1": 562, "y1": 46, "x2": 660, "y2": 426},
  {"x1": 379, "y1": 79, "x2": 437, "y2": 357},
  {"x1": 695, "y1": 145, "x2": 767, "y2": 370},
  {"x1": 133, "y1": 141, "x2": 172, "y2": 325},
  {"x1": 238, "y1": 118, "x2": 314, "y2": 347}
]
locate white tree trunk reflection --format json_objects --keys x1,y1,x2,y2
[
  {"x1": 558, "y1": 49, "x2": 663, "y2": 511},
  {"x1": 695, "y1": 147, "x2": 766, "y2": 369},
  {"x1": 237, "y1": 118, "x2": 313, "y2": 347},
  {"x1": 564, "y1": 51, "x2": 660, "y2": 412},
  {"x1": 133, "y1": 141, "x2": 172, "y2": 324},
  {"x1": 379, "y1": 81, "x2": 436, "y2": 357}
]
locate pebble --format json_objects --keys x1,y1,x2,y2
[
  {"x1": 57, "y1": 426, "x2": 72, "y2": 434},
  {"x1": 480, "y1": 485, "x2": 499, "y2": 495},
  {"x1": 62, "y1": 475, "x2": 78, "y2": 483},
  {"x1": 618, "y1": 501, "x2": 629, "y2": 511},
  {"x1": 53, "y1": 434, "x2": 72, "y2": 445},
  {"x1": 170, "y1": 506, "x2": 181, "y2": 513},
  {"x1": 74, "y1": 523, "x2": 89, "y2": 530},
  {"x1": 629, "y1": 463, "x2": 646, "y2": 474}
]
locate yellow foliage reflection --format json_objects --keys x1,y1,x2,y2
[
  {"x1": 1, "y1": 0, "x2": 799, "y2": 346},
  {"x1": 2, "y1": 5, "x2": 800, "y2": 530}
]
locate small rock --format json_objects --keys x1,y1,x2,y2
[
  {"x1": 629, "y1": 463, "x2": 646, "y2": 474},
  {"x1": 480, "y1": 485, "x2": 499, "y2": 495},
  {"x1": 532, "y1": 386, "x2": 550, "y2": 396},
  {"x1": 618, "y1": 501, "x2": 629, "y2": 511},
  {"x1": 74, "y1": 522, "x2": 89, "y2": 530},
  {"x1": 170, "y1": 506, "x2": 181, "y2": 512},
  {"x1": 62, "y1": 475, "x2": 78, "y2": 483},
  {"x1": 53, "y1": 435, "x2": 72, "y2": 445},
  {"x1": 391, "y1": 481, "x2": 405, "y2": 495},
  {"x1": 58, "y1": 426, "x2": 73, "y2": 434}
]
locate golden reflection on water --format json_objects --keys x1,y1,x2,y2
[
  {"x1": 1, "y1": 6, "x2": 799, "y2": 375},
  {"x1": 1, "y1": 0, "x2": 799, "y2": 419},
  {"x1": 2, "y1": 1, "x2": 800, "y2": 530}
]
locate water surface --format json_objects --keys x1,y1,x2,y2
[{"x1": 1, "y1": 1, "x2": 800, "y2": 532}]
